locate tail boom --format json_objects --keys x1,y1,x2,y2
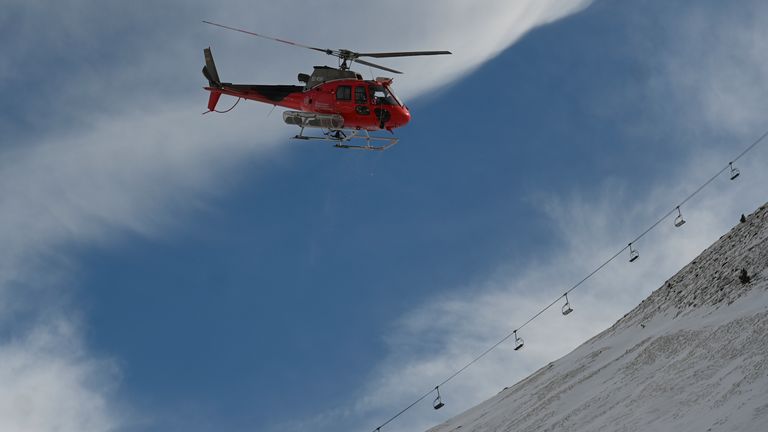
[{"x1": 202, "y1": 46, "x2": 304, "y2": 112}]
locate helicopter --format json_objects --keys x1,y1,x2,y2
[{"x1": 202, "y1": 21, "x2": 451, "y2": 150}]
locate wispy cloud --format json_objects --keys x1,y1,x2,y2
[
  {"x1": 283, "y1": 2, "x2": 768, "y2": 431},
  {"x1": 312, "y1": 150, "x2": 768, "y2": 432},
  {"x1": 0, "y1": 105, "x2": 283, "y2": 431},
  {"x1": 0, "y1": 318, "x2": 121, "y2": 432},
  {"x1": 0, "y1": 1, "x2": 594, "y2": 430},
  {"x1": 655, "y1": 1, "x2": 768, "y2": 136}
]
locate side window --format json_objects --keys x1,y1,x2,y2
[
  {"x1": 354, "y1": 86, "x2": 367, "y2": 104},
  {"x1": 336, "y1": 85, "x2": 352, "y2": 101}
]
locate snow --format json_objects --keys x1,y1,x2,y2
[{"x1": 427, "y1": 203, "x2": 768, "y2": 432}]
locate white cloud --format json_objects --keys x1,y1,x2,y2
[
  {"x1": 285, "y1": 2, "x2": 768, "y2": 431},
  {"x1": 0, "y1": 104, "x2": 285, "y2": 430},
  {"x1": 0, "y1": 1, "x2": 594, "y2": 430},
  {"x1": 656, "y1": 1, "x2": 768, "y2": 136},
  {"x1": 320, "y1": 149, "x2": 768, "y2": 432},
  {"x1": 0, "y1": 318, "x2": 121, "y2": 432},
  {"x1": 9, "y1": 1, "x2": 768, "y2": 430},
  {"x1": 208, "y1": 0, "x2": 593, "y2": 99}
]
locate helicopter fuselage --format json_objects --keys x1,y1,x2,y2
[{"x1": 205, "y1": 75, "x2": 411, "y2": 132}]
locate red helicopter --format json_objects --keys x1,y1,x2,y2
[{"x1": 202, "y1": 21, "x2": 451, "y2": 150}]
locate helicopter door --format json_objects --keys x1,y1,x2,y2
[
  {"x1": 334, "y1": 85, "x2": 355, "y2": 118},
  {"x1": 354, "y1": 86, "x2": 370, "y2": 116},
  {"x1": 369, "y1": 85, "x2": 393, "y2": 128}
]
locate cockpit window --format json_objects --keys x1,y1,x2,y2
[{"x1": 369, "y1": 85, "x2": 400, "y2": 106}]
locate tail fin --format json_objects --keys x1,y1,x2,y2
[
  {"x1": 202, "y1": 47, "x2": 221, "y2": 86},
  {"x1": 203, "y1": 47, "x2": 222, "y2": 111}
]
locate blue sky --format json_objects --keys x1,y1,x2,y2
[{"x1": 1, "y1": 1, "x2": 767, "y2": 432}]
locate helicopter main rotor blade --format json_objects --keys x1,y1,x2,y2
[
  {"x1": 356, "y1": 50, "x2": 452, "y2": 58},
  {"x1": 203, "y1": 21, "x2": 332, "y2": 55},
  {"x1": 203, "y1": 21, "x2": 450, "y2": 74},
  {"x1": 353, "y1": 58, "x2": 403, "y2": 75}
]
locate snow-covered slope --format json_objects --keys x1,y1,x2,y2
[{"x1": 428, "y1": 203, "x2": 768, "y2": 432}]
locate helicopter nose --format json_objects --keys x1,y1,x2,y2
[{"x1": 398, "y1": 107, "x2": 411, "y2": 126}]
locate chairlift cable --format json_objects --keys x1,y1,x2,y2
[
  {"x1": 679, "y1": 129, "x2": 768, "y2": 207},
  {"x1": 373, "y1": 389, "x2": 436, "y2": 431},
  {"x1": 369, "y1": 125, "x2": 768, "y2": 432},
  {"x1": 732, "y1": 128, "x2": 768, "y2": 162}
]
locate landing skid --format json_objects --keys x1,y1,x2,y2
[{"x1": 292, "y1": 128, "x2": 398, "y2": 151}]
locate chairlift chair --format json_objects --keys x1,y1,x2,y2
[
  {"x1": 628, "y1": 243, "x2": 639, "y2": 262},
  {"x1": 513, "y1": 330, "x2": 524, "y2": 351},
  {"x1": 729, "y1": 162, "x2": 740, "y2": 180},
  {"x1": 674, "y1": 206, "x2": 686, "y2": 227},
  {"x1": 433, "y1": 386, "x2": 445, "y2": 410},
  {"x1": 562, "y1": 294, "x2": 573, "y2": 315}
]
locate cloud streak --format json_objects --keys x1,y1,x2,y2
[
  {"x1": 319, "y1": 142, "x2": 768, "y2": 432},
  {"x1": 283, "y1": 2, "x2": 768, "y2": 431},
  {"x1": 0, "y1": 318, "x2": 121, "y2": 432},
  {"x1": 0, "y1": 1, "x2": 595, "y2": 430}
]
